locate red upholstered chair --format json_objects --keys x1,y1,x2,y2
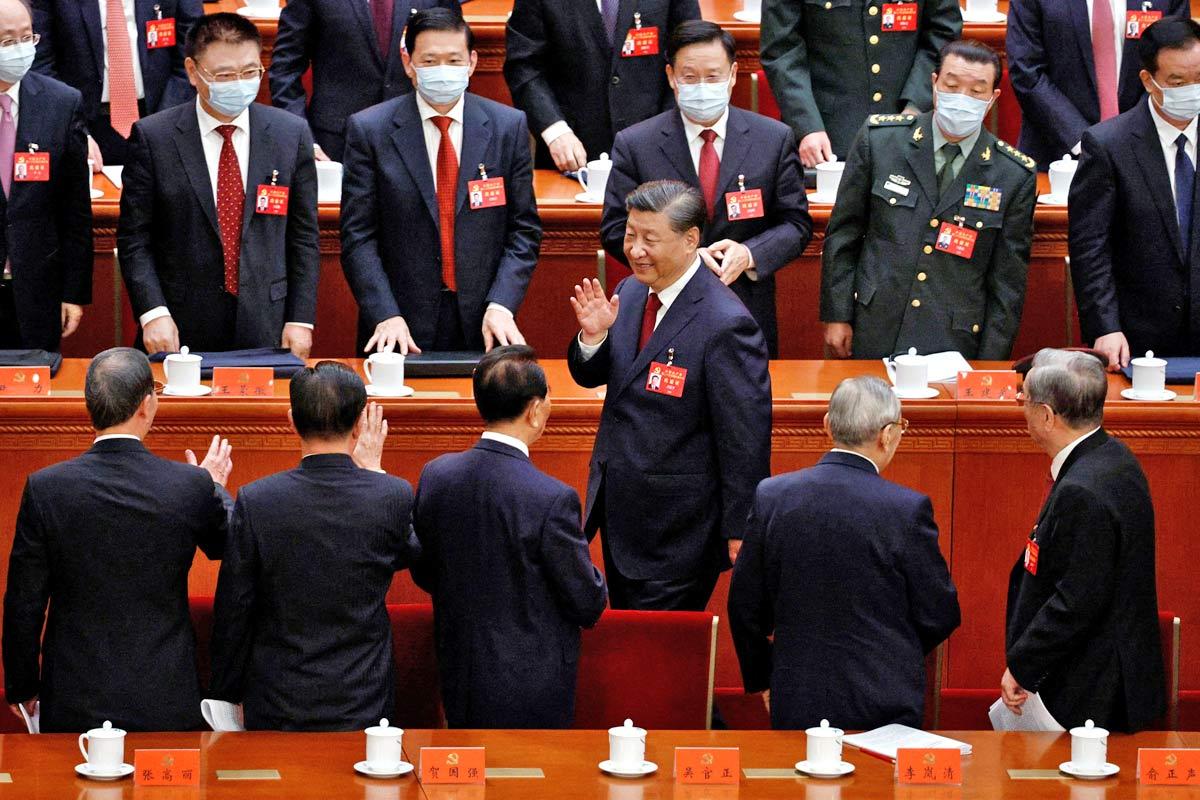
[
  {"x1": 750, "y1": 70, "x2": 782, "y2": 121},
  {"x1": 387, "y1": 604, "x2": 445, "y2": 729},
  {"x1": 1180, "y1": 691, "x2": 1200, "y2": 730},
  {"x1": 573, "y1": 610, "x2": 718, "y2": 730},
  {"x1": 189, "y1": 596, "x2": 215, "y2": 691},
  {"x1": 938, "y1": 688, "x2": 996, "y2": 730}
]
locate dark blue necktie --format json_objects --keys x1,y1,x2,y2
[
  {"x1": 600, "y1": 0, "x2": 619, "y2": 45},
  {"x1": 1175, "y1": 133, "x2": 1194, "y2": 258}
]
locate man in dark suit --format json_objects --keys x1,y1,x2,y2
[
  {"x1": 209, "y1": 362, "x2": 420, "y2": 731},
  {"x1": 602, "y1": 21, "x2": 811, "y2": 356},
  {"x1": 268, "y1": 0, "x2": 460, "y2": 162},
  {"x1": 761, "y1": 0, "x2": 960, "y2": 168},
  {"x1": 1003, "y1": 349, "x2": 1164, "y2": 731},
  {"x1": 3, "y1": 347, "x2": 232, "y2": 733},
  {"x1": 342, "y1": 9, "x2": 540, "y2": 354},
  {"x1": 32, "y1": 0, "x2": 201, "y2": 166},
  {"x1": 822, "y1": 40, "x2": 1037, "y2": 360},
  {"x1": 1008, "y1": 0, "x2": 1187, "y2": 169},
  {"x1": 413, "y1": 346, "x2": 607, "y2": 728},
  {"x1": 1069, "y1": 18, "x2": 1200, "y2": 370},
  {"x1": 504, "y1": 0, "x2": 699, "y2": 171},
  {"x1": 118, "y1": 13, "x2": 319, "y2": 357},
  {"x1": 729, "y1": 376, "x2": 958, "y2": 730},
  {"x1": 569, "y1": 180, "x2": 772, "y2": 610},
  {"x1": 0, "y1": 0, "x2": 93, "y2": 353}
]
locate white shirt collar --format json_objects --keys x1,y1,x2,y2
[
  {"x1": 651, "y1": 255, "x2": 703, "y2": 312},
  {"x1": 93, "y1": 433, "x2": 142, "y2": 443},
  {"x1": 681, "y1": 106, "x2": 729, "y2": 145},
  {"x1": 196, "y1": 97, "x2": 251, "y2": 138},
  {"x1": 829, "y1": 448, "x2": 880, "y2": 473},
  {"x1": 1050, "y1": 427, "x2": 1101, "y2": 481},
  {"x1": 416, "y1": 91, "x2": 466, "y2": 126},
  {"x1": 1149, "y1": 96, "x2": 1198, "y2": 153},
  {"x1": 481, "y1": 431, "x2": 529, "y2": 457}
]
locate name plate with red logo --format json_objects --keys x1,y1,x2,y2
[
  {"x1": 1137, "y1": 749, "x2": 1200, "y2": 784},
  {"x1": 134, "y1": 749, "x2": 201, "y2": 785},
  {"x1": 674, "y1": 747, "x2": 739, "y2": 784},
  {"x1": 955, "y1": 370, "x2": 1020, "y2": 400},
  {"x1": 212, "y1": 367, "x2": 274, "y2": 398},
  {"x1": 419, "y1": 747, "x2": 485, "y2": 784},
  {"x1": 896, "y1": 749, "x2": 962, "y2": 785},
  {"x1": 0, "y1": 366, "x2": 49, "y2": 396}
]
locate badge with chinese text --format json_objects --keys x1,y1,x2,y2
[
  {"x1": 212, "y1": 367, "x2": 274, "y2": 397},
  {"x1": 134, "y1": 750, "x2": 201, "y2": 786},
  {"x1": 1126, "y1": 10, "x2": 1162, "y2": 39},
  {"x1": 0, "y1": 366, "x2": 49, "y2": 396},
  {"x1": 1024, "y1": 538, "x2": 1039, "y2": 576},
  {"x1": 955, "y1": 370, "x2": 1020, "y2": 400},
  {"x1": 621, "y1": 16, "x2": 659, "y2": 57},
  {"x1": 881, "y1": 3, "x2": 919, "y2": 31},
  {"x1": 934, "y1": 221, "x2": 977, "y2": 259},
  {"x1": 1138, "y1": 749, "x2": 1200, "y2": 784},
  {"x1": 646, "y1": 362, "x2": 686, "y2": 398},
  {"x1": 255, "y1": 185, "x2": 289, "y2": 215},
  {"x1": 468, "y1": 166, "x2": 506, "y2": 210},
  {"x1": 14, "y1": 151, "x2": 49, "y2": 182},
  {"x1": 146, "y1": 17, "x2": 176, "y2": 48},
  {"x1": 725, "y1": 174, "x2": 764, "y2": 220}
]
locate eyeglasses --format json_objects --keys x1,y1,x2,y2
[
  {"x1": 195, "y1": 62, "x2": 265, "y2": 83},
  {"x1": 881, "y1": 418, "x2": 910, "y2": 434},
  {"x1": 0, "y1": 34, "x2": 39, "y2": 49}
]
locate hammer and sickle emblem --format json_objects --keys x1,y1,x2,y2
[{"x1": 447, "y1": 753, "x2": 459, "y2": 766}]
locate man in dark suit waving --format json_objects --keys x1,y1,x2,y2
[
  {"x1": 3, "y1": 348, "x2": 232, "y2": 732},
  {"x1": 729, "y1": 376, "x2": 959, "y2": 730},
  {"x1": 118, "y1": 13, "x2": 319, "y2": 357},
  {"x1": 602, "y1": 21, "x2": 811, "y2": 356},
  {"x1": 569, "y1": 179, "x2": 772, "y2": 610},
  {"x1": 413, "y1": 345, "x2": 606, "y2": 728},
  {"x1": 1003, "y1": 349, "x2": 1164, "y2": 732}
]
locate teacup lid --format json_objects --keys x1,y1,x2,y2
[
  {"x1": 609, "y1": 718, "x2": 646, "y2": 737},
  {"x1": 166, "y1": 345, "x2": 202, "y2": 363},
  {"x1": 370, "y1": 349, "x2": 406, "y2": 363},
  {"x1": 365, "y1": 717, "x2": 403, "y2": 735},
  {"x1": 806, "y1": 718, "x2": 842, "y2": 737},
  {"x1": 815, "y1": 155, "x2": 842, "y2": 171},
  {"x1": 1050, "y1": 154, "x2": 1076, "y2": 169},
  {"x1": 895, "y1": 346, "x2": 927, "y2": 365},
  {"x1": 88, "y1": 720, "x2": 125, "y2": 738},
  {"x1": 1131, "y1": 350, "x2": 1167, "y2": 367},
  {"x1": 1070, "y1": 719, "x2": 1108, "y2": 738}
]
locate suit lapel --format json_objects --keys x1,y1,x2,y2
[
  {"x1": 389, "y1": 95, "x2": 439, "y2": 223},
  {"x1": 134, "y1": 0, "x2": 155, "y2": 73},
  {"x1": 239, "y1": 105, "x2": 273, "y2": 238},
  {"x1": 715, "y1": 109, "x2": 752, "y2": 200},
  {"x1": 10, "y1": 78, "x2": 46, "y2": 213},
  {"x1": 79, "y1": 0, "x2": 105, "y2": 82},
  {"x1": 173, "y1": 105, "x2": 220, "y2": 237},
  {"x1": 904, "y1": 113, "x2": 938, "y2": 205},
  {"x1": 1131, "y1": 102, "x2": 1185, "y2": 264},
  {"x1": 613, "y1": 268, "x2": 704, "y2": 398},
  {"x1": 455, "y1": 96, "x2": 492, "y2": 215},
  {"x1": 582, "y1": 0, "x2": 613, "y2": 58},
  {"x1": 933, "y1": 129, "x2": 995, "y2": 218},
  {"x1": 351, "y1": 0, "x2": 385, "y2": 69},
  {"x1": 660, "y1": 113, "x2": 699, "y2": 183},
  {"x1": 1069, "y1": 0, "x2": 1099, "y2": 101}
]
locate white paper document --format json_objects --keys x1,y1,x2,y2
[
  {"x1": 17, "y1": 702, "x2": 38, "y2": 734},
  {"x1": 843, "y1": 724, "x2": 973, "y2": 760},
  {"x1": 201, "y1": 699, "x2": 246, "y2": 732},
  {"x1": 883, "y1": 351, "x2": 973, "y2": 384},
  {"x1": 100, "y1": 165, "x2": 124, "y2": 189},
  {"x1": 988, "y1": 694, "x2": 1065, "y2": 732}
]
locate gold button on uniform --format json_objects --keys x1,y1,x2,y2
[
  {"x1": 825, "y1": 1, "x2": 832, "y2": 7},
  {"x1": 976, "y1": 221, "x2": 983, "y2": 229},
  {"x1": 971, "y1": 324, "x2": 981, "y2": 333},
  {"x1": 922, "y1": 245, "x2": 932, "y2": 255},
  {"x1": 873, "y1": 91, "x2": 882, "y2": 102},
  {"x1": 868, "y1": 5, "x2": 878, "y2": 14},
  {"x1": 911, "y1": 299, "x2": 921, "y2": 308},
  {"x1": 869, "y1": 35, "x2": 879, "y2": 44},
  {"x1": 930, "y1": 218, "x2": 939, "y2": 227},
  {"x1": 917, "y1": 272, "x2": 927, "y2": 281},
  {"x1": 871, "y1": 64, "x2": 881, "y2": 74}
]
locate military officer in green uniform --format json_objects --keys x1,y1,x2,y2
[
  {"x1": 761, "y1": 0, "x2": 961, "y2": 168},
  {"x1": 821, "y1": 40, "x2": 1038, "y2": 360}
]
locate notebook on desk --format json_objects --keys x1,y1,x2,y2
[{"x1": 405, "y1": 351, "x2": 482, "y2": 378}]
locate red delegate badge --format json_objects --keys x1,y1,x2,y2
[
  {"x1": 881, "y1": 3, "x2": 919, "y2": 31},
  {"x1": 255, "y1": 184, "x2": 289, "y2": 215},
  {"x1": 725, "y1": 188, "x2": 764, "y2": 221},
  {"x1": 145, "y1": 17, "x2": 176, "y2": 49},
  {"x1": 934, "y1": 222, "x2": 977, "y2": 259},
  {"x1": 468, "y1": 177, "x2": 506, "y2": 209},
  {"x1": 1126, "y1": 10, "x2": 1162, "y2": 39},
  {"x1": 646, "y1": 362, "x2": 686, "y2": 398},
  {"x1": 1024, "y1": 538, "x2": 1039, "y2": 575},
  {"x1": 621, "y1": 25, "x2": 659, "y2": 57},
  {"x1": 14, "y1": 151, "x2": 48, "y2": 182}
]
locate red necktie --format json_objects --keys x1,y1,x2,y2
[
  {"x1": 433, "y1": 116, "x2": 458, "y2": 292},
  {"x1": 698, "y1": 129, "x2": 720, "y2": 218},
  {"x1": 371, "y1": 0, "x2": 394, "y2": 58},
  {"x1": 105, "y1": 0, "x2": 139, "y2": 137},
  {"x1": 1092, "y1": 0, "x2": 1119, "y2": 121},
  {"x1": 638, "y1": 291, "x2": 662, "y2": 352},
  {"x1": 1039, "y1": 473, "x2": 1054, "y2": 507},
  {"x1": 215, "y1": 124, "x2": 244, "y2": 296}
]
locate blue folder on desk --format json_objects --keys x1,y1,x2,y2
[
  {"x1": 0, "y1": 349, "x2": 63, "y2": 376},
  {"x1": 149, "y1": 348, "x2": 305, "y2": 379},
  {"x1": 1121, "y1": 357, "x2": 1200, "y2": 384}
]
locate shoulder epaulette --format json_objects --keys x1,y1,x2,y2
[
  {"x1": 995, "y1": 139, "x2": 1036, "y2": 172},
  {"x1": 868, "y1": 114, "x2": 917, "y2": 126}
]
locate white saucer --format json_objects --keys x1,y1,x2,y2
[
  {"x1": 90, "y1": 188, "x2": 104, "y2": 199},
  {"x1": 162, "y1": 384, "x2": 213, "y2": 397},
  {"x1": 354, "y1": 760, "x2": 414, "y2": 779},
  {"x1": 75, "y1": 763, "x2": 134, "y2": 781},
  {"x1": 575, "y1": 191, "x2": 603, "y2": 204},
  {"x1": 237, "y1": 5, "x2": 281, "y2": 18},
  {"x1": 1059, "y1": 761, "x2": 1120, "y2": 780},
  {"x1": 795, "y1": 760, "x2": 855, "y2": 778},
  {"x1": 732, "y1": 9, "x2": 761, "y2": 22},
  {"x1": 365, "y1": 384, "x2": 415, "y2": 398},
  {"x1": 1037, "y1": 193, "x2": 1068, "y2": 206},
  {"x1": 806, "y1": 192, "x2": 838, "y2": 205},
  {"x1": 960, "y1": 9, "x2": 1007, "y2": 23},
  {"x1": 598, "y1": 759, "x2": 658, "y2": 778},
  {"x1": 1120, "y1": 388, "x2": 1177, "y2": 402},
  {"x1": 891, "y1": 385, "x2": 940, "y2": 399}
]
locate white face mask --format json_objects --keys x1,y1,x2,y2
[
  {"x1": 934, "y1": 90, "x2": 992, "y2": 138},
  {"x1": 415, "y1": 65, "x2": 470, "y2": 105},
  {"x1": 1152, "y1": 77, "x2": 1200, "y2": 121},
  {"x1": 0, "y1": 40, "x2": 35, "y2": 84},
  {"x1": 676, "y1": 79, "x2": 731, "y2": 123}
]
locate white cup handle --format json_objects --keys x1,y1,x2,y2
[
  {"x1": 576, "y1": 168, "x2": 589, "y2": 195},
  {"x1": 364, "y1": 359, "x2": 373, "y2": 384},
  {"x1": 78, "y1": 733, "x2": 89, "y2": 762}
]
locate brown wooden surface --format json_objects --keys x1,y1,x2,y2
[{"x1": 0, "y1": 729, "x2": 1192, "y2": 798}]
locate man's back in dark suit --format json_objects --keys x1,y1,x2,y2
[
  {"x1": 2, "y1": 438, "x2": 229, "y2": 732},
  {"x1": 413, "y1": 439, "x2": 606, "y2": 728}
]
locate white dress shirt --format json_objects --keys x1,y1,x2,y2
[
  {"x1": 577, "y1": 255, "x2": 702, "y2": 359},
  {"x1": 0, "y1": 82, "x2": 17, "y2": 281},
  {"x1": 416, "y1": 91, "x2": 463, "y2": 182},
  {"x1": 99, "y1": 0, "x2": 147, "y2": 102},
  {"x1": 1050, "y1": 427, "x2": 1102, "y2": 480},
  {"x1": 1085, "y1": 0, "x2": 1125, "y2": 77},
  {"x1": 829, "y1": 448, "x2": 880, "y2": 473},
  {"x1": 481, "y1": 430, "x2": 530, "y2": 456},
  {"x1": 1149, "y1": 96, "x2": 1198, "y2": 205},
  {"x1": 681, "y1": 106, "x2": 728, "y2": 173},
  {"x1": 93, "y1": 433, "x2": 141, "y2": 443}
]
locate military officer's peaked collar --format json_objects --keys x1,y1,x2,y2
[{"x1": 904, "y1": 111, "x2": 938, "y2": 203}]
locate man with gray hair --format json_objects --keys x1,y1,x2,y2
[
  {"x1": 3, "y1": 347, "x2": 233, "y2": 732},
  {"x1": 568, "y1": 179, "x2": 771, "y2": 610},
  {"x1": 1002, "y1": 348, "x2": 1164, "y2": 731},
  {"x1": 728, "y1": 375, "x2": 959, "y2": 730}
]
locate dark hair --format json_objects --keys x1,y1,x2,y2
[
  {"x1": 624, "y1": 179, "x2": 706, "y2": 234},
  {"x1": 1138, "y1": 17, "x2": 1200, "y2": 74},
  {"x1": 668, "y1": 20, "x2": 736, "y2": 66},
  {"x1": 404, "y1": 7, "x2": 473, "y2": 57},
  {"x1": 185, "y1": 12, "x2": 261, "y2": 60},
  {"x1": 472, "y1": 345, "x2": 547, "y2": 423},
  {"x1": 936, "y1": 39, "x2": 1002, "y2": 90},
  {"x1": 85, "y1": 348, "x2": 154, "y2": 430},
  {"x1": 289, "y1": 360, "x2": 368, "y2": 440}
]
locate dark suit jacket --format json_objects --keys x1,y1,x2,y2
[
  {"x1": 1007, "y1": 0, "x2": 1188, "y2": 169},
  {"x1": 2, "y1": 438, "x2": 230, "y2": 732},
  {"x1": 209, "y1": 453, "x2": 421, "y2": 731},
  {"x1": 601, "y1": 107, "x2": 812, "y2": 356},
  {"x1": 268, "y1": 0, "x2": 460, "y2": 162},
  {"x1": 567, "y1": 265, "x2": 772, "y2": 581},
  {"x1": 341, "y1": 93, "x2": 541, "y2": 350},
  {"x1": 118, "y1": 101, "x2": 319, "y2": 351},
  {"x1": 504, "y1": 0, "x2": 699, "y2": 169},
  {"x1": 412, "y1": 439, "x2": 607, "y2": 728},
  {"x1": 729, "y1": 451, "x2": 959, "y2": 730},
  {"x1": 1069, "y1": 99, "x2": 1200, "y2": 355},
  {"x1": 31, "y1": 0, "x2": 201, "y2": 131},
  {"x1": 2, "y1": 72, "x2": 93, "y2": 352},
  {"x1": 1006, "y1": 430, "x2": 1164, "y2": 732}
]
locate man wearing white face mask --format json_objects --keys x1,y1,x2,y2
[
  {"x1": 821, "y1": 39, "x2": 1037, "y2": 361},
  {"x1": 118, "y1": 13, "x2": 319, "y2": 357},
  {"x1": 601, "y1": 21, "x2": 810, "y2": 357},
  {"x1": 0, "y1": 0, "x2": 92, "y2": 354},
  {"x1": 1069, "y1": 18, "x2": 1200, "y2": 370},
  {"x1": 341, "y1": 8, "x2": 541, "y2": 355}
]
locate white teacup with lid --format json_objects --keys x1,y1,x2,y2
[
  {"x1": 1069, "y1": 719, "x2": 1109, "y2": 771},
  {"x1": 163, "y1": 346, "x2": 202, "y2": 392},
  {"x1": 577, "y1": 153, "x2": 613, "y2": 202},
  {"x1": 1131, "y1": 350, "x2": 1167, "y2": 396},
  {"x1": 608, "y1": 718, "x2": 647, "y2": 770},
  {"x1": 805, "y1": 719, "x2": 844, "y2": 769},
  {"x1": 364, "y1": 717, "x2": 404, "y2": 772},
  {"x1": 1048, "y1": 154, "x2": 1078, "y2": 201},
  {"x1": 78, "y1": 720, "x2": 126, "y2": 771},
  {"x1": 813, "y1": 156, "x2": 845, "y2": 203},
  {"x1": 892, "y1": 347, "x2": 931, "y2": 396}
]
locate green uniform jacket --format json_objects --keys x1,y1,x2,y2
[{"x1": 821, "y1": 111, "x2": 1038, "y2": 360}]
